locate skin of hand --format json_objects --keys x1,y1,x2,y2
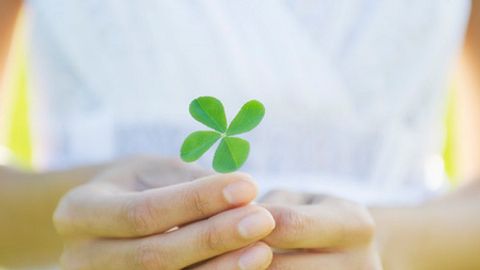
[
  {"x1": 261, "y1": 183, "x2": 480, "y2": 270},
  {"x1": 259, "y1": 190, "x2": 382, "y2": 270},
  {"x1": 53, "y1": 157, "x2": 275, "y2": 270}
]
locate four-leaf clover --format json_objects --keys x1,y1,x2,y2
[{"x1": 180, "y1": 96, "x2": 265, "y2": 173}]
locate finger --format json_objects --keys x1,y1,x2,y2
[
  {"x1": 191, "y1": 242, "x2": 272, "y2": 270},
  {"x1": 54, "y1": 172, "x2": 258, "y2": 237},
  {"x1": 70, "y1": 205, "x2": 275, "y2": 270},
  {"x1": 263, "y1": 203, "x2": 375, "y2": 249}
]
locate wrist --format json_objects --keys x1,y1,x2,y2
[{"x1": 0, "y1": 164, "x2": 107, "y2": 268}]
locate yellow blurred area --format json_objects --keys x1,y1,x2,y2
[
  {"x1": 0, "y1": 10, "x2": 32, "y2": 168},
  {"x1": 444, "y1": 86, "x2": 458, "y2": 183}
]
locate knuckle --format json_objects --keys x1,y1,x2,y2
[
  {"x1": 184, "y1": 188, "x2": 211, "y2": 217},
  {"x1": 200, "y1": 222, "x2": 229, "y2": 252},
  {"x1": 125, "y1": 198, "x2": 156, "y2": 235},
  {"x1": 273, "y1": 208, "x2": 309, "y2": 245},
  {"x1": 133, "y1": 242, "x2": 167, "y2": 270}
]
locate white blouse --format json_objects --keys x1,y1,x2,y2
[{"x1": 25, "y1": 0, "x2": 471, "y2": 205}]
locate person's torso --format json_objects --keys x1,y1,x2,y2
[{"x1": 26, "y1": 0, "x2": 471, "y2": 204}]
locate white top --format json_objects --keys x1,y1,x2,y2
[{"x1": 25, "y1": 0, "x2": 471, "y2": 205}]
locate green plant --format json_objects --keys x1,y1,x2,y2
[{"x1": 180, "y1": 96, "x2": 265, "y2": 173}]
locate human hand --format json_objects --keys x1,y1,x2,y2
[
  {"x1": 53, "y1": 156, "x2": 275, "y2": 270},
  {"x1": 260, "y1": 190, "x2": 382, "y2": 269}
]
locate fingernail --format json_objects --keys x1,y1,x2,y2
[
  {"x1": 223, "y1": 180, "x2": 257, "y2": 205},
  {"x1": 237, "y1": 210, "x2": 275, "y2": 239},
  {"x1": 238, "y1": 244, "x2": 272, "y2": 270}
]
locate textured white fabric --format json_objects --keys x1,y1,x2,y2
[{"x1": 25, "y1": 0, "x2": 471, "y2": 205}]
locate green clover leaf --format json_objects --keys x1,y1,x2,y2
[
  {"x1": 189, "y1": 96, "x2": 227, "y2": 132},
  {"x1": 213, "y1": 137, "x2": 250, "y2": 173},
  {"x1": 180, "y1": 131, "x2": 222, "y2": 162},
  {"x1": 226, "y1": 100, "x2": 265, "y2": 136},
  {"x1": 180, "y1": 96, "x2": 265, "y2": 173}
]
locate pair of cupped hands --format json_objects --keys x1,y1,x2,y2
[{"x1": 54, "y1": 156, "x2": 382, "y2": 270}]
